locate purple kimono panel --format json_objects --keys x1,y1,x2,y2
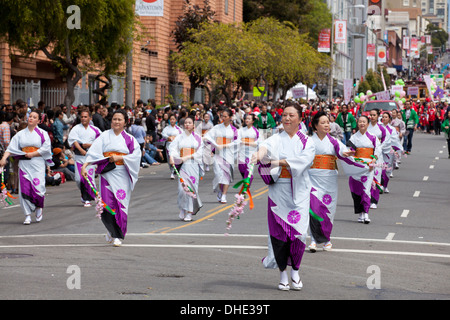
[
  {"x1": 19, "y1": 169, "x2": 44, "y2": 208},
  {"x1": 267, "y1": 197, "x2": 305, "y2": 270}
]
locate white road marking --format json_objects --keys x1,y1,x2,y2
[
  {"x1": 439, "y1": 150, "x2": 443, "y2": 153},
  {"x1": 413, "y1": 191, "x2": 421, "y2": 197},
  {"x1": 385, "y1": 233, "x2": 395, "y2": 240},
  {"x1": 423, "y1": 176, "x2": 429, "y2": 181},
  {"x1": 1, "y1": 204, "x2": 20, "y2": 209},
  {"x1": 0, "y1": 243, "x2": 449, "y2": 259},
  {"x1": 429, "y1": 165, "x2": 434, "y2": 169},
  {"x1": 401, "y1": 209, "x2": 410, "y2": 218}
]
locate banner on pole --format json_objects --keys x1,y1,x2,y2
[
  {"x1": 377, "y1": 46, "x2": 386, "y2": 63},
  {"x1": 343, "y1": 79, "x2": 353, "y2": 104},
  {"x1": 367, "y1": 44, "x2": 376, "y2": 60},
  {"x1": 334, "y1": 20, "x2": 347, "y2": 44},
  {"x1": 318, "y1": 29, "x2": 331, "y2": 52},
  {"x1": 135, "y1": 0, "x2": 164, "y2": 16},
  {"x1": 410, "y1": 37, "x2": 418, "y2": 51},
  {"x1": 402, "y1": 36, "x2": 410, "y2": 50}
]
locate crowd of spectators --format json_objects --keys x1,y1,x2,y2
[{"x1": 2, "y1": 94, "x2": 450, "y2": 192}]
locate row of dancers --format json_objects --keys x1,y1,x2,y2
[
  {"x1": 161, "y1": 105, "x2": 405, "y2": 290},
  {"x1": 0, "y1": 104, "x2": 404, "y2": 290}
]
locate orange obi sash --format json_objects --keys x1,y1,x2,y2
[
  {"x1": 355, "y1": 148, "x2": 374, "y2": 159},
  {"x1": 242, "y1": 138, "x2": 255, "y2": 144},
  {"x1": 168, "y1": 135, "x2": 176, "y2": 141},
  {"x1": 201, "y1": 129, "x2": 208, "y2": 136},
  {"x1": 310, "y1": 154, "x2": 337, "y2": 170},
  {"x1": 279, "y1": 165, "x2": 292, "y2": 179},
  {"x1": 22, "y1": 146, "x2": 39, "y2": 153},
  {"x1": 103, "y1": 152, "x2": 127, "y2": 165},
  {"x1": 180, "y1": 148, "x2": 195, "y2": 157},
  {"x1": 216, "y1": 137, "x2": 232, "y2": 145}
]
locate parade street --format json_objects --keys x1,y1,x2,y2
[{"x1": 0, "y1": 132, "x2": 449, "y2": 301}]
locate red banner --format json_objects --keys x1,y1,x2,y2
[
  {"x1": 318, "y1": 29, "x2": 330, "y2": 52},
  {"x1": 367, "y1": 44, "x2": 376, "y2": 60}
]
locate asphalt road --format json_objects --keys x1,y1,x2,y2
[{"x1": 0, "y1": 131, "x2": 449, "y2": 303}]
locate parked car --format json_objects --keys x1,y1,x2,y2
[{"x1": 361, "y1": 100, "x2": 401, "y2": 117}]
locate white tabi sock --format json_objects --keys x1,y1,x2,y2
[
  {"x1": 291, "y1": 268, "x2": 300, "y2": 283},
  {"x1": 280, "y1": 270, "x2": 288, "y2": 285}
]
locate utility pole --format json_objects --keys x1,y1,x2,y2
[
  {"x1": 328, "y1": 1, "x2": 335, "y2": 100},
  {"x1": 125, "y1": 45, "x2": 133, "y2": 107}
]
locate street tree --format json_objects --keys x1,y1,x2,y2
[
  {"x1": 172, "y1": 0, "x2": 216, "y2": 103},
  {"x1": 172, "y1": 21, "x2": 263, "y2": 107},
  {"x1": 0, "y1": 0, "x2": 136, "y2": 108}
]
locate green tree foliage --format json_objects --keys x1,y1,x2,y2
[
  {"x1": 171, "y1": 17, "x2": 331, "y2": 105},
  {"x1": 243, "y1": 0, "x2": 332, "y2": 46},
  {"x1": 172, "y1": 0, "x2": 216, "y2": 102},
  {"x1": 0, "y1": 0, "x2": 136, "y2": 107},
  {"x1": 358, "y1": 68, "x2": 390, "y2": 94},
  {"x1": 426, "y1": 24, "x2": 449, "y2": 51}
]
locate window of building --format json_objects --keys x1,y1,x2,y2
[
  {"x1": 225, "y1": 0, "x2": 228, "y2": 15},
  {"x1": 403, "y1": 0, "x2": 409, "y2": 6}
]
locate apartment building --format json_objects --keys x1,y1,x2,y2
[{"x1": 0, "y1": 0, "x2": 243, "y2": 107}]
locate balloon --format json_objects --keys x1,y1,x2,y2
[
  {"x1": 354, "y1": 97, "x2": 361, "y2": 103},
  {"x1": 394, "y1": 97, "x2": 400, "y2": 102},
  {"x1": 360, "y1": 95, "x2": 366, "y2": 102},
  {"x1": 395, "y1": 91, "x2": 400, "y2": 97},
  {"x1": 371, "y1": 96, "x2": 376, "y2": 100},
  {"x1": 401, "y1": 98, "x2": 406, "y2": 103},
  {"x1": 366, "y1": 90, "x2": 373, "y2": 96},
  {"x1": 359, "y1": 92, "x2": 364, "y2": 98},
  {"x1": 400, "y1": 90, "x2": 406, "y2": 98}
]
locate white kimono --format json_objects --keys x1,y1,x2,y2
[
  {"x1": 6, "y1": 127, "x2": 53, "y2": 216},
  {"x1": 367, "y1": 122, "x2": 389, "y2": 202},
  {"x1": 237, "y1": 126, "x2": 261, "y2": 183},
  {"x1": 161, "y1": 124, "x2": 183, "y2": 173},
  {"x1": 204, "y1": 123, "x2": 240, "y2": 192},
  {"x1": 381, "y1": 123, "x2": 403, "y2": 186},
  {"x1": 169, "y1": 131, "x2": 204, "y2": 215},
  {"x1": 344, "y1": 131, "x2": 381, "y2": 214},
  {"x1": 258, "y1": 129, "x2": 315, "y2": 270},
  {"x1": 308, "y1": 133, "x2": 362, "y2": 243},
  {"x1": 85, "y1": 130, "x2": 141, "y2": 239},
  {"x1": 67, "y1": 123, "x2": 101, "y2": 201}
]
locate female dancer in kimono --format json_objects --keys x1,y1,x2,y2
[
  {"x1": 347, "y1": 116, "x2": 382, "y2": 223},
  {"x1": 81, "y1": 109, "x2": 141, "y2": 247},
  {"x1": 0, "y1": 110, "x2": 53, "y2": 225},
  {"x1": 204, "y1": 109, "x2": 239, "y2": 204},
  {"x1": 367, "y1": 109, "x2": 390, "y2": 209},
  {"x1": 252, "y1": 104, "x2": 315, "y2": 291},
  {"x1": 237, "y1": 114, "x2": 261, "y2": 186},
  {"x1": 381, "y1": 112, "x2": 403, "y2": 187},
  {"x1": 307, "y1": 112, "x2": 359, "y2": 252},
  {"x1": 390, "y1": 109, "x2": 406, "y2": 169},
  {"x1": 198, "y1": 113, "x2": 214, "y2": 172},
  {"x1": 161, "y1": 114, "x2": 183, "y2": 179},
  {"x1": 169, "y1": 117, "x2": 204, "y2": 222},
  {"x1": 68, "y1": 109, "x2": 101, "y2": 207}
]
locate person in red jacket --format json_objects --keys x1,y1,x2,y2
[{"x1": 427, "y1": 104, "x2": 436, "y2": 134}]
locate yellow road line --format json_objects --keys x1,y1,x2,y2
[{"x1": 158, "y1": 186, "x2": 268, "y2": 234}]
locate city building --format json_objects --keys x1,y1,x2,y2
[
  {"x1": 326, "y1": 0, "x2": 368, "y2": 97},
  {"x1": 0, "y1": 0, "x2": 243, "y2": 107}
]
